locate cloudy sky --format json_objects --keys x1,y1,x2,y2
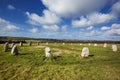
[{"x1": 0, "y1": 0, "x2": 120, "y2": 40}]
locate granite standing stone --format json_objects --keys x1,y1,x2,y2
[
  {"x1": 19, "y1": 42, "x2": 23, "y2": 46},
  {"x1": 29, "y1": 42, "x2": 32, "y2": 46},
  {"x1": 81, "y1": 47, "x2": 89, "y2": 58},
  {"x1": 103, "y1": 43, "x2": 107, "y2": 48},
  {"x1": 11, "y1": 45, "x2": 18, "y2": 55},
  {"x1": 112, "y1": 45, "x2": 117, "y2": 51},
  {"x1": 11, "y1": 43, "x2": 15, "y2": 48},
  {"x1": 46, "y1": 42, "x2": 48, "y2": 45},
  {"x1": 88, "y1": 43, "x2": 91, "y2": 46},
  {"x1": 45, "y1": 47, "x2": 51, "y2": 57},
  {"x1": 4, "y1": 42, "x2": 9, "y2": 52},
  {"x1": 94, "y1": 43, "x2": 97, "y2": 46},
  {"x1": 37, "y1": 42, "x2": 40, "y2": 46}
]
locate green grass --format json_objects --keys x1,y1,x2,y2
[{"x1": 0, "y1": 43, "x2": 120, "y2": 80}]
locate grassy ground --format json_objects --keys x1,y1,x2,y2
[{"x1": 0, "y1": 43, "x2": 120, "y2": 80}]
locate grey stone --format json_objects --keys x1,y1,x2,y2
[
  {"x1": 88, "y1": 43, "x2": 91, "y2": 46},
  {"x1": 45, "y1": 47, "x2": 51, "y2": 57},
  {"x1": 46, "y1": 42, "x2": 48, "y2": 45},
  {"x1": 94, "y1": 43, "x2": 97, "y2": 46},
  {"x1": 11, "y1": 43, "x2": 15, "y2": 48},
  {"x1": 29, "y1": 42, "x2": 32, "y2": 46},
  {"x1": 4, "y1": 42, "x2": 9, "y2": 52},
  {"x1": 19, "y1": 42, "x2": 23, "y2": 46},
  {"x1": 11, "y1": 45, "x2": 18, "y2": 55},
  {"x1": 103, "y1": 43, "x2": 107, "y2": 48},
  {"x1": 80, "y1": 43, "x2": 82, "y2": 45},
  {"x1": 37, "y1": 42, "x2": 40, "y2": 46},
  {"x1": 81, "y1": 47, "x2": 89, "y2": 58},
  {"x1": 112, "y1": 45, "x2": 117, "y2": 51}
]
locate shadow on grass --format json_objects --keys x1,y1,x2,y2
[
  {"x1": 89, "y1": 54, "x2": 94, "y2": 57},
  {"x1": 49, "y1": 55, "x2": 95, "y2": 65},
  {"x1": 18, "y1": 52, "x2": 33, "y2": 55},
  {"x1": 42, "y1": 55, "x2": 80, "y2": 65},
  {"x1": 52, "y1": 56, "x2": 62, "y2": 59}
]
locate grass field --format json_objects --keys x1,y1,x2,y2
[{"x1": 0, "y1": 43, "x2": 120, "y2": 80}]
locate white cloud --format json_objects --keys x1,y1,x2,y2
[
  {"x1": 107, "y1": 29, "x2": 120, "y2": 36},
  {"x1": 87, "y1": 26, "x2": 93, "y2": 30},
  {"x1": 101, "y1": 26, "x2": 110, "y2": 31},
  {"x1": 0, "y1": 18, "x2": 20, "y2": 32},
  {"x1": 42, "y1": 25, "x2": 68, "y2": 33},
  {"x1": 72, "y1": 12, "x2": 115, "y2": 28},
  {"x1": 43, "y1": 25, "x2": 60, "y2": 32},
  {"x1": 26, "y1": 10, "x2": 61, "y2": 26},
  {"x1": 42, "y1": 0, "x2": 109, "y2": 17},
  {"x1": 88, "y1": 13, "x2": 115, "y2": 25},
  {"x1": 61, "y1": 25, "x2": 68, "y2": 32},
  {"x1": 87, "y1": 30, "x2": 101, "y2": 36},
  {"x1": 29, "y1": 27, "x2": 39, "y2": 33},
  {"x1": 7, "y1": 4, "x2": 15, "y2": 10},
  {"x1": 111, "y1": 1, "x2": 120, "y2": 17},
  {"x1": 105, "y1": 24, "x2": 120, "y2": 36},
  {"x1": 72, "y1": 16, "x2": 88, "y2": 28},
  {"x1": 111, "y1": 23, "x2": 120, "y2": 29}
]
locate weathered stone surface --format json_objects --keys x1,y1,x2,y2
[
  {"x1": 4, "y1": 42, "x2": 9, "y2": 52},
  {"x1": 11, "y1": 45, "x2": 18, "y2": 55},
  {"x1": 88, "y1": 43, "x2": 91, "y2": 46},
  {"x1": 103, "y1": 43, "x2": 107, "y2": 48},
  {"x1": 37, "y1": 42, "x2": 40, "y2": 46},
  {"x1": 19, "y1": 42, "x2": 23, "y2": 46},
  {"x1": 112, "y1": 45, "x2": 117, "y2": 51},
  {"x1": 81, "y1": 47, "x2": 89, "y2": 58},
  {"x1": 11, "y1": 43, "x2": 15, "y2": 48},
  {"x1": 94, "y1": 43, "x2": 97, "y2": 46},
  {"x1": 80, "y1": 43, "x2": 82, "y2": 45},
  {"x1": 46, "y1": 42, "x2": 48, "y2": 45},
  {"x1": 63, "y1": 43, "x2": 65, "y2": 45},
  {"x1": 45, "y1": 47, "x2": 51, "y2": 57},
  {"x1": 29, "y1": 42, "x2": 32, "y2": 46}
]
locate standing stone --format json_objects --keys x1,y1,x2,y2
[
  {"x1": 11, "y1": 43, "x2": 15, "y2": 48},
  {"x1": 103, "y1": 43, "x2": 107, "y2": 48},
  {"x1": 94, "y1": 43, "x2": 97, "y2": 46},
  {"x1": 11, "y1": 45, "x2": 18, "y2": 55},
  {"x1": 46, "y1": 42, "x2": 48, "y2": 45},
  {"x1": 29, "y1": 42, "x2": 32, "y2": 46},
  {"x1": 4, "y1": 42, "x2": 9, "y2": 52},
  {"x1": 112, "y1": 45, "x2": 117, "y2": 51},
  {"x1": 80, "y1": 43, "x2": 82, "y2": 45},
  {"x1": 81, "y1": 47, "x2": 89, "y2": 58},
  {"x1": 45, "y1": 47, "x2": 51, "y2": 57},
  {"x1": 19, "y1": 42, "x2": 23, "y2": 46},
  {"x1": 88, "y1": 43, "x2": 91, "y2": 46},
  {"x1": 37, "y1": 42, "x2": 40, "y2": 46}
]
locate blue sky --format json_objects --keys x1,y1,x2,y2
[{"x1": 0, "y1": 0, "x2": 120, "y2": 40}]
